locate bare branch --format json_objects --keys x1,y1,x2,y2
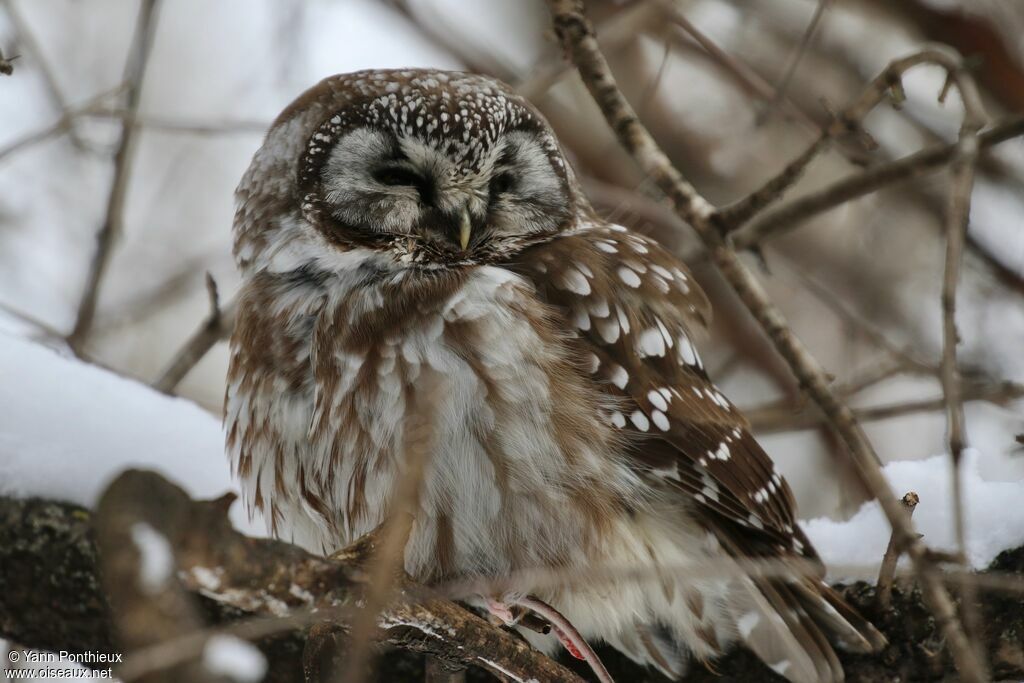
[
  {"x1": 94, "y1": 470, "x2": 586, "y2": 683},
  {"x1": 0, "y1": 86, "x2": 125, "y2": 164},
  {"x1": 1, "y1": 0, "x2": 84, "y2": 146},
  {"x1": 877, "y1": 491, "x2": 920, "y2": 608},
  {"x1": 342, "y1": 385, "x2": 437, "y2": 683},
  {"x1": 4, "y1": 488, "x2": 1022, "y2": 681},
  {"x1": 745, "y1": 379, "x2": 1024, "y2": 434},
  {"x1": 731, "y1": 118, "x2": 1024, "y2": 252},
  {"x1": 758, "y1": 0, "x2": 833, "y2": 124},
  {"x1": 67, "y1": 0, "x2": 163, "y2": 354},
  {"x1": 152, "y1": 277, "x2": 236, "y2": 395},
  {"x1": 937, "y1": 55, "x2": 988, "y2": 669}
]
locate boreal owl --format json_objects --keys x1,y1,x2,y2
[{"x1": 226, "y1": 69, "x2": 883, "y2": 683}]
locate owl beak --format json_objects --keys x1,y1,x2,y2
[{"x1": 458, "y1": 208, "x2": 472, "y2": 251}]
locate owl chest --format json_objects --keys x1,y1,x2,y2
[{"x1": 263, "y1": 267, "x2": 629, "y2": 577}]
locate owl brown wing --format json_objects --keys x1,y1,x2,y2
[
  {"x1": 511, "y1": 222, "x2": 817, "y2": 564},
  {"x1": 511, "y1": 222, "x2": 885, "y2": 673}
]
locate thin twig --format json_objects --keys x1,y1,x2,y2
[
  {"x1": 545, "y1": 4, "x2": 987, "y2": 679},
  {"x1": 152, "y1": 277, "x2": 235, "y2": 394},
  {"x1": 0, "y1": 86, "x2": 125, "y2": 164},
  {"x1": 342, "y1": 383, "x2": 437, "y2": 683},
  {"x1": 779, "y1": 256, "x2": 937, "y2": 375},
  {"x1": 0, "y1": 300, "x2": 66, "y2": 340},
  {"x1": 67, "y1": 0, "x2": 162, "y2": 355},
  {"x1": 758, "y1": 0, "x2": 832, "y2": 124},
  {"x1": 1, "y1": 0, "x2": 84, "y2": 146},
  {"x1": 718, "y1": 132, "x2": 831, "y2": 228},
  {"x1": 746, "y1": 379, "x2": 1024, "y2": 434},
  {"x1": 720, "y1": 49, "x2": 1009, "y2": 235},
  {"x1": 938, "y1": 59, "x2": 988, "y2": 667},
  {"x1": 84, "y1": 110, "x2": 270, "y2": 136},
  {"x1": 732, "y1": 118, "x2": 1024, "y2": 251},
  {"x1": 877, "y1": 491, "x2": 920, "y2": 608},
  {"x1": 0, "y1": 45, "x2": 16, "y2": 75}
]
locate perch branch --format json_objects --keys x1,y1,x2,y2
[
  {"x1": 94, "y1": 470, "x2": 586, "y2": 683},
  {"x1": 545, "y1": 3, "x2": 986, "y2": 680},
  {"x1": 3, "y1": 487, "x2": 1022, "y2": 681}
]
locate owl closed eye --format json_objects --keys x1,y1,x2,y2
[{"x1": 294, "y1": 87, "x2": 575, "y2": 265}]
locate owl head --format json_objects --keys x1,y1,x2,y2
[{"x1": 235, "y1": 69, "x2": 587, "y2": 274}]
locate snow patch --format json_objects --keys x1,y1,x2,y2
[
  {"x1": 202, "y1": 634, "x2": 267, "y2": 683},
  {"x1": 803, "y1": 450, "x2": 1024, "y2": 581},
  {"x1": 0, "y1": 334, "x2": 263, "y2": 536},
  {"x1": 131, "y1": 522, "x2": 175, "y2": 593}
]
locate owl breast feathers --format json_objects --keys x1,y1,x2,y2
[{"x1": 225, "y1": 69, "x2": 883, "y2": 682}]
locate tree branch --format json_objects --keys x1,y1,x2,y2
[
  {"x1": 67, "y1": 0, "x2": 162, "y2": 354},
  {"x1": 545, "y1": 3, "x2": 987, "y2": 679},
  {"x1": 3, "y1": 481, "x2": 1022, "y2": 681},
  {"x1": 0, "y1": 469, "x2": 586, "y2": 683},
  {"x1": 745, "y1": 379, "x2": 1024, "y2": 434},
  {"x1": 152, "y1": 276, "x2": 236, "y2": 395},
  {"x1": 730, "y1": 116, "x2": 1024, "y2": 251}
]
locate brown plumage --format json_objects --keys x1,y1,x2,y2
[{"x1": 226, "y1": 68, "x2": 883, "y2": 682}]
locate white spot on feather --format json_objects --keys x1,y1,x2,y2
[
  {"x1": 647, "y1": 390, "x2": 668, "y2": 411},
  {"x1": 557, "y1": 266, "x2": 591, "y2": 295},
  {"x1": 596, "y1": 316, "x2": 620, "y2": 344},
  {"x1": 637, "y1": 328, "x2": 666, "y2": 357},
  {"x1": 608, "y1": 363, "x2": 628, "y2": 389},
  {"x1": 677, "y1": 335, "x2": 699, "y2": 366},
  {"x1": 737, "y1": 611, "x2": 761, "y2": 639},
  {"x1": 630, "y1": 410, "x2": 650, "y2": 432},
  {"x1": 618, "y1": 267, "x2": 641, "y2": 288}
]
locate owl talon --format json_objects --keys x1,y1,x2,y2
[
  {"x1": 485, "y1": 598, "x2": 518, "y2": 626},
  {"x1": 553, "y1": 625, "x2": 587, "y2": 660},
  {"x1": 514, "y1": 595, "x2": 615, "y2": 683}
]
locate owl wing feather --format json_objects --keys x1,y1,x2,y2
[
  {"x1": 513, "y1": 222, "x2": 884, "y2": 679},
  {"x1": 514, "y1": 222, "x2": 810, "y2": 559}
]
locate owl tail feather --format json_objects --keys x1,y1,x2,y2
[
  {"x1": 606, "y1": 622, "x2": 689, "y2": 680},
  {"x1": 731, "y1": 576, "x2": 831, "y2": 683},
  {"x1": 730, "y1": 573, "x2": 889, "y2": 683}
]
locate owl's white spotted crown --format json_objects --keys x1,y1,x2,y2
[{"x1": 297, "y1": 70, "x2": 562, "y2": 185}]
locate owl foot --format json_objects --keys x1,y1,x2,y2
[
  {"x1": 484, "y1": 597, "x2": 519, "y2": 626},
  {"x1": 514, "y1": 595, "x2": 615, "y2": 683}
]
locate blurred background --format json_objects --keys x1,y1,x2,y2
[{"x1": 1, "y1": 0, "x2": 1022, "y2": 521}]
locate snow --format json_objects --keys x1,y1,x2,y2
[
  {"x1": 803, "y1": 450, "x2": 1024, "y2": 581},
  {"x1": 130, "y1": 522, "x2": 175, "y2": 594},
  {"x1": 201, "y1": 634, "x2": 267, "y2": 683},
  {"x1": 0, "y1": 333, "x2": 263, "y2": 537}
]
